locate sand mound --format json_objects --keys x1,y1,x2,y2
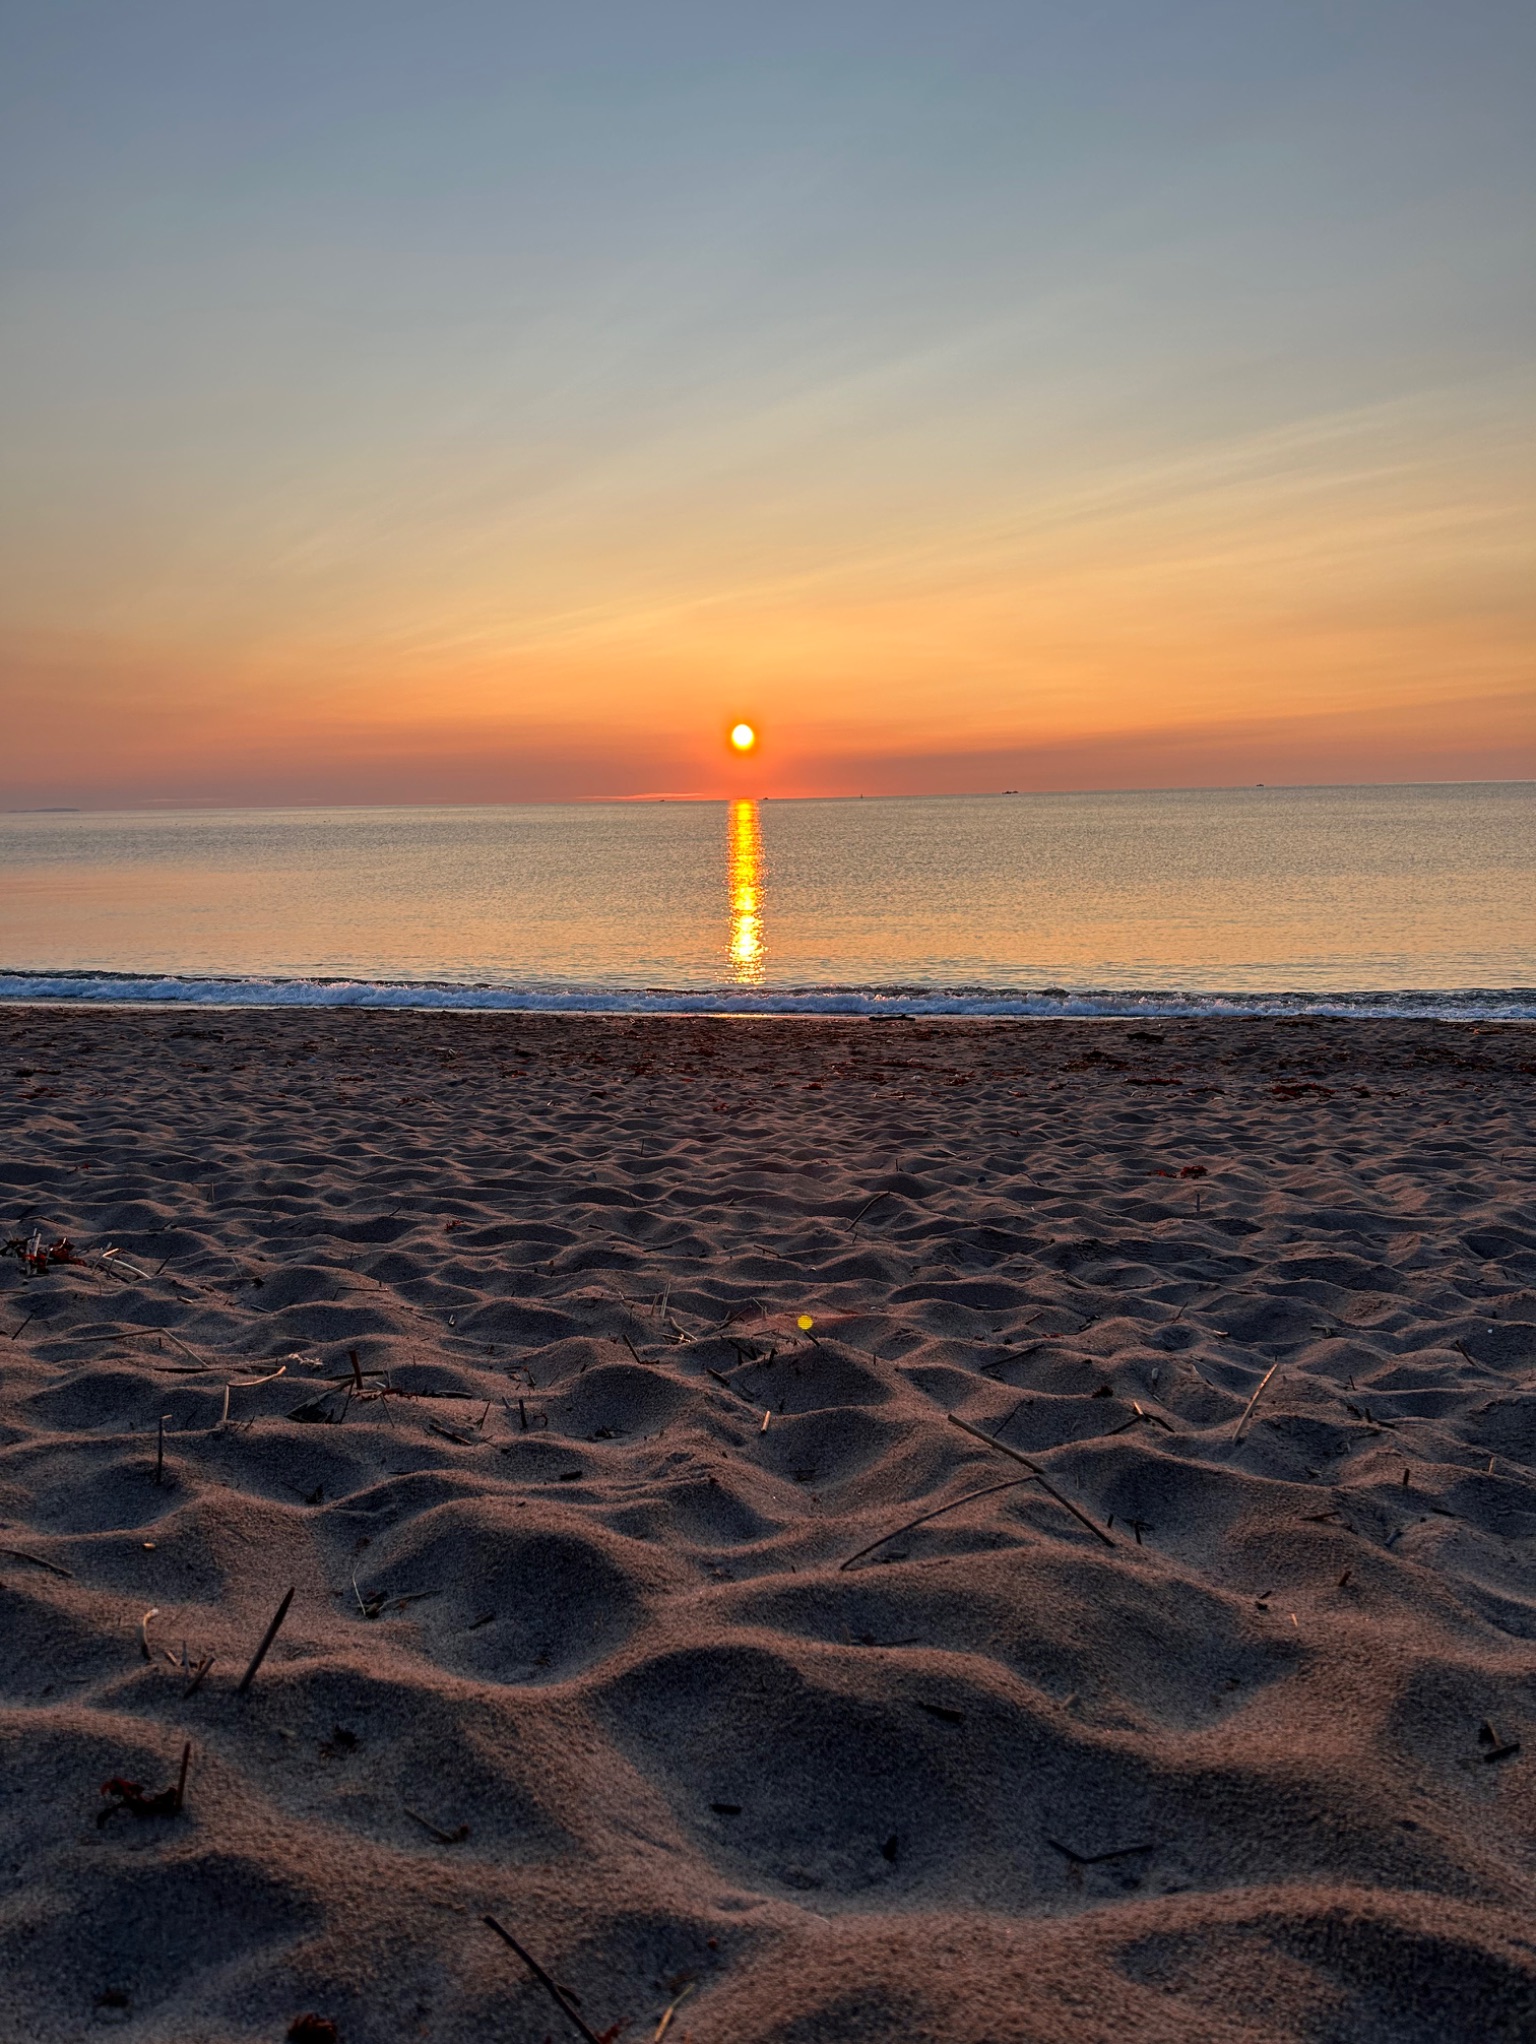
[{"x1": 0, "y1": 1009, "x2": 1532, "y2": 2041}]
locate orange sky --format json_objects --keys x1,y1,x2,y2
[{"x1": 2, "y1": 5, "x2": 1531, "y2": 808}]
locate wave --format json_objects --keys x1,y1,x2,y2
[{"x1": 2, "y1": 970, "x2": 1534, "y2": 1021}]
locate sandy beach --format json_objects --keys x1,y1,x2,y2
[{"x1": 1, "y1": 1007, "x2": 1533, "y2": 2044}]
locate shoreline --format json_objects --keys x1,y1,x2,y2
[
  {"x1": 1, "y1": 1010, "x2": 1533, "y2": 2041},
  {"x1": 4, "y1": 978, "x2": 1536, "y2": 1025}
]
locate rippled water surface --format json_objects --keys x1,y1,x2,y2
[{"x1": 1, "y1": 784, "x2": 1532, "y2": 1014}]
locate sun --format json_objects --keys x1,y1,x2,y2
[{"x1": 729, "y1": 722, "x2": 757, "y2": 753}]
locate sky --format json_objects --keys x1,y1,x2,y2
[{"x1": 1, "y1": 0, "x2": 1531, "y2": 807}]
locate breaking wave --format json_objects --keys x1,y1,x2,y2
[{"x1": 2, "y1": 970, "x2": 1534, "y2": 1021}]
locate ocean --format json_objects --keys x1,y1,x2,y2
[{"x1": 1, "y1": 783, "x2": 1532, "y2": 1019}]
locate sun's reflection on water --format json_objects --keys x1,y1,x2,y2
[{"x1": 727, "y1": 799, "x2": 765, "y2": 982}]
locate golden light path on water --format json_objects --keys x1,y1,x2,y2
[{"x1": 727, "y1": 797, "x2": 764, "y2": 982}]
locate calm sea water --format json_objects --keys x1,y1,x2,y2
[{"x1": 1, "y1": 785, "x2": 1533, "y2": 1018}]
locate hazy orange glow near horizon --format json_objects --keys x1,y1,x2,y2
[{"x1": 0, "y1": 5, "x2": 1531, "y2": 811}]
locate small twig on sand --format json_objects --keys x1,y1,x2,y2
[
  {"x1": 99, "y1": 1249, "x2": 153, "y2": 1281},
  {"x1": 183, "y1": 1655, "x2": 214, "y2": 1697},
  {"x1": 947, "y1": 1414, "x2": 1115, "y2": 1547},
  {"x1": 429, "y1": 1420, "x2": 477, "y2": 1445},
  {"x1": 174, "y1": 1741, "x2": 191, "y2": 1811},
  {"x1": 138, "y1": 1607, "x2": 160, "y2": 1661},
  {"x1": 848, "y1": 1190, "x2": 893, "y2": 1232},
  {"x1": 236, "y1": 1363, "x2": 287, "y2": 1387},
  {"x1": 841, "y1": 1478, "x2": 1034, "y2": 1571},
  {"x1": 1045, "y1": 1835, "x2": 1154, "y2": 1866},
  {"x1": 1, "y1": 1545, "x2": 74, "y2": 1577},
  {"x1": 159, "y1": 1329, "x2": 208, "y2": 1365},
  {"x1": 482, "y1": 1916, "x2": 607, "y2": 2044},
  {"x1": 654, "y1": 1981, "x2": 695, "y2": 2041},
  {"x1": 1233, "y1": 1363, "x2": 1280, "y2": 1442},
  {"x1": 156, "y1": 1413, "x2": 169, "y2": 1485},
  {"x1": 404, "y1": 1805, "x2": 469, "y2": 1844},
  {"x1": 236, "y1": 1586, "x2": 295, "y2": 1694},
  {"x1": 705, "y1": 1366, "x2": 755, "y2": 1406}
]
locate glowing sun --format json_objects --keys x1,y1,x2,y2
[{"x1": 729, "y1": 722, "x2": 757, "y2": 752}]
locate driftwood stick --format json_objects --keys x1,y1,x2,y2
[
  {"x1": 1233, "y1": 1363, "x2": 1280, "y2": 1441},
  {"x1": 1, "y1": 1545, "x2": 74, "y2": 1578},
  {"x1": 404, "y1": 1805, "x2": 469, "y2": 1844},
  {"x1": 848, "y1": 1190, "x2": 893, "y2": 1231},
  {"x1": 158, "y1": 1329, "x2": 208, "y2": 1365},
  {"x1": 946, "y1": 1414, "x2": 1115, "y2": 1547},
  {"x1": 841, "y1": 1478, "x2": 1034, "y2": 1571},
  {"x1": 482, "y1": 1916, "x2": 606, "y2": 2044},
  {"x1": 236, "y1": 1586, "x2": 295, "y2": 1694},
  {"x1": 654, "y1": 1981, "x2": 695, "y2": 2041}
]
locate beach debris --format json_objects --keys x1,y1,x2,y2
[
  {"x1": 1107, "y1": 1401, "x2": 1174, "y2": 1437},
  {"x1": 946, "y1": 1414, "x2": 1115, "y2": 1547},
  {"x1": 288, "y1": 1397, "x2": 342, "y2": 1424},
  {"x1": 1478, "y1": 1721, "x2": 1522, "y2": 1764},
  {"x1": 352, "y1": 1576, "x2": 434, "y2": 1622},
  {"x1": 183, "y1": 1655, "x2": 215, "y2": 1697},
  {"x1": 155, "y1": 1328, "x2": 211, "y2": 1367},
  {"x1": 482, "y1": 1915, "x2": 613, "y2": 2044},
  {"x1": 840, "y1": 1477, "x2": 1032, "y2": 1571},
  {"x1": 237, "y1": 1586, "x2": 295, "y2": 1694},
  {"x1": 99, "y1": 1245, "x2": 153, "y2": 1280},
  {"x1": 287, "y1": 2019, "x2": 339, "y2": 2043},
  {"x1": 2, "y1": 1233, "x2": 80, "y2": 1275},
  {"x1": 848, "y1": 1190, "x2": 893, "y2": 1231},
  {"x1": 917, "y1": 1702, "x2": 965, "y2": 1726},
  {"x1": 97, "y1": 1742, "x2": 190, "y2": 1825},
  {"x1": 404, "y1": 1804, "x2": 470, "y2": 1844},
  {"x1": 653, "y1": 1981, "x2": 695, "y2": 2041},
  {"x1": 138, "y1": 1607, "x2": 160, "y2": 1661},
  {"x1": 797, "y1": 1314, "x2": 814, "y2": 1331},
  {"x1": 1232, "y1": 1363, "x2": 1280, "y2": 1442},
  {"x1": 1045, "y1": 1834, "x2": 1154, "y2": 1869},
  {"x1": 0, "y1": 1544, "x2": 74, "y2": 1577}
]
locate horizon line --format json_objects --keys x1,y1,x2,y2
[{"x1": 3, "y1": 774, "x2": 1534, "y2": 818}]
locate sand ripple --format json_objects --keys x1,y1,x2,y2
[{"x1": 0, "y1": 1009, "x2": 1532, "y2": 2041}]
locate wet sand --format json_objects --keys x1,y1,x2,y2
[{"x1": 1, "y1": 1008, "x2": 1533, "y2": 2043}]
